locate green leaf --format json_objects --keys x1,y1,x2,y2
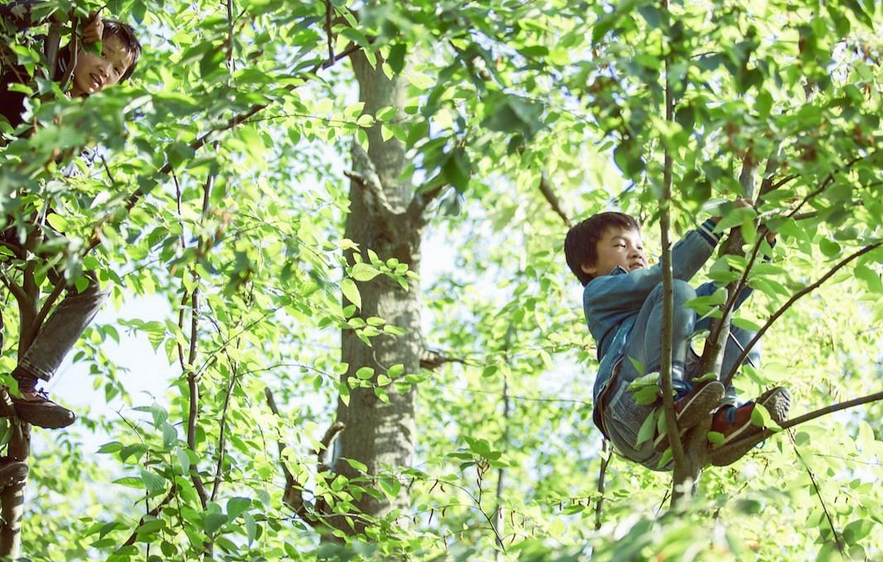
[
  {"x1": 819, "y1": 238, "x2": 841, "y2": 258},
  {"x1": 46, "y1": 213, "x2": 68, "y2": 232},
  {"x1": 227, "y1": 497, "x2": 251, "y2": 521},
  {"x1": 351, "y1": 263, "x2": 381, "y2": 281},
  {"x1": 140, "y1": 469, "x2": 166, "y2": 493},
  {"x1": 341, "y1": 278, "x2": 361, "y2": 309},
  {"x1": 204, "y1": 512, "x2": 227, "y2": 535},
  {"x1": 355, "y1": 366, "x2": 374, "y2": 380},
  {"x1": 636, "y1": 408, "x2": 658, "y2": 446},
  {"x1": 707, "y1": 431, "x2": 725, "y2": 446},
  {"x1": 244, "y1": 512, "x2": 257, "y2": 546},
  {"x1": 387, "y1": 43, "x2": 406, "y2": 74}
]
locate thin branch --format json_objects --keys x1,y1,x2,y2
[
  {"x1": 324, "y1": 0, "x2": 334, "y2": 61},
  {"x1": 85, "y1": 38, "x2": 373, "y2": 253},
  {"x1": 538, "y1": 174, "x2": 571, "y2": 227},
  {"x1": 594, "y1": 440, "x2": 612, "y2": 531},
  {"x1": 786, "y1": 155, "x2": 868, "y2": 219},
  {"x1": 722, "y1": 241, "x2": 883, "y2": 387},
  {"x1": 264, "y1": 387, "x2": 344, "y2": 526},
  {"x1": 0, "y1": 270, "x2": 29, "y2": 307},
  {"x1": 788, "y1": 431, "x2": 845, "y2": 557},
  {"x1": 210, "y1": 361, "x2": 239, "y2": 502},
  {"x1": 121, "y1": 484, "x2": 178, "y2": 546},
  {"x1": 660, "y1": 0, "x2": 687, "y2": 486},
  {"x1": 709, "y1": 390, "x2": 883, "y2": 462}
]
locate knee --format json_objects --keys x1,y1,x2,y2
[
  {"x1": 671, "y1": 279, "x2": 696, "y2": 303},
  {"x1": 651, "y1": 280, "x2": 696, "y2": 304}
]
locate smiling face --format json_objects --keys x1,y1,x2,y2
[
  {"x1": 580, "y1": 226, "x2": 646, "y2": 278},
  {"x1": 69, "y1": 35, "x2": 135, "y2": 97}
]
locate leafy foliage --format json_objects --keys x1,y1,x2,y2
[{"x1": 2, "y1": 0, "x2": 883, "y2": 560}]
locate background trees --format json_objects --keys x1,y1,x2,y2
[{"x1": 1, "y1": 0, "x2": 883, "y2": 560}]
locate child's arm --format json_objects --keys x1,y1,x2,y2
[{"x1": 585, "y1": 218, "x2": 723, "y2": 315}]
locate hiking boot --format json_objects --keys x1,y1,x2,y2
[
  {"x1": 654, "y1": 381, "x2": 725, "y2": 453},
  {"x1": 0, "y1": 459, "x2": 28, "y2": 488},
  {"x1": 10, "y1": 389, "x2": 76, "y2": 429},
  {"x1": 710, "y1": 386, "x2": 791, "y2": 467}
]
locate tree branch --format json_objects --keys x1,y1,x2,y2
[
  {"x1": 660, "y1": 0, "x2": 687, "y2": 491},
  {"x1": 345, "y1": 142, "x2": 399, "y2": 219},
  {"x1": 788, "y1": 431, "x2": 845, "y2": 557},
  {"x1": 709, "y1": 390, "x2": 883, "y2": 463},
  {"x1": 538, "y1": 174, "x2": 571, "y2": 227},
  {"x1": 594, "y1": 440, "x2": 612, "y2": 531},
  {"x1": 121, "y1": 484, "x2": 178, "y2": 547},
  {"x1": 722, "y1": 241, "x2": 883, "y2": 387},
  {"x1": 264, "y1": 387, "x2": 345, "y2": 526},
  {"x1": 786, "y1": 154, "x2": 870, "y2": 219}
]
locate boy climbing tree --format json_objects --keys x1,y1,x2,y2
[
  {"x1": 564, "y1": 204, "x2": 791, "y2": 470},
  {"x1": 0, "y1": 1, "x2": 142, "y2": 429}
]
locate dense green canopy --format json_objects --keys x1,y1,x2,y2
[{"x1": 1, "y1": 0, "x2": 883, "y2": 560}]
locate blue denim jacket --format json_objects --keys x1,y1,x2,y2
[{"x1": 584, "y1": 219, "x2": 724, "y2": 434}]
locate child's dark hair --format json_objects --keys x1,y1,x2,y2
[
  {"x1": 102, "y1": 18, "x2": 141, "y2": 82},
  {"x1": 54, "y1": 19, "x2": 142, "y2": 83},
  {"x1": 564, "y1": 211, "x2": 641, "y2": 286}
]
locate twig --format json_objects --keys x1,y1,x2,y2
[
  {"x1": 324, "y1": 0, "x2": 334, "y2": 61},
  {"x1": 722, "y1": 241, "x2": 883, "y2": 386},
  {"x1": 594, "y1": 440, "x2": 612, "y2": 530},
  {"x1": 121, "y1": 485, "x2": 178, "y2": 546},
  {"x1": 538, "y1": 174, "x2": 571, "y2": 227},
  {"x1": 788, "y1": 431, "x2": 845, "y2": 557},
  {"x1": 710, "y1": 390, "x2": 883, "y2": 462},
  {"x1": 786, "y1": 155, "x2": 867, "y2": 219}
]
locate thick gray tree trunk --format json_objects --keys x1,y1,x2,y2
[{"x1": 333, "y1": 51, "x2": 426, "y2": 532}]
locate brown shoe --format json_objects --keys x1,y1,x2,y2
[
  {"x1": 0, "y1": 459, "x2": 28, "y2": 488},
  {"x1": 10, "y1": 390, "x2": 76, "y2": 429}
]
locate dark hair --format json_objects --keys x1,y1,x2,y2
[
  {"x1": 53, "y1": 19, "x2": 142, "y2": 84},
  {"x1": 564, "y1": 211, "x2": 641, "y2": 286},
  {"x1": 102, "y1": 19, "x2": 141, "y2": 82}
]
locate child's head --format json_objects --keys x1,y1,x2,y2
[
  {"x1": 565, "y1": 211, "x2": 645, "y2": 286},
  {"x1": 68, "y1": 19, "x2": 141, "y2": 97}
]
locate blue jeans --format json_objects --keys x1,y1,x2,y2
[
  {"x1": 601, "y1": 280, "x2": 760, "y2": 470},
  {"x1": 19, "y1": 271, "x2": 109, "y2": 381}
]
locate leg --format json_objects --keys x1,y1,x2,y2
[
  {"x1": 604, "y1": 281, "x2": 721, "y2": 469},
  {"x1": 622, "y1": 280, "x2": 697, "y2": 384},
  {"x1": 11, "y1": 271, "x2": 110, "y2": 429}
]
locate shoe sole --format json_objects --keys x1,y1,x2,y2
[
  {"x1": 711, "y1": 387, "x2": 791, "y2": 467},
  {"x1": 654, "y1": 382, "x2": 725, "y2": 452}
]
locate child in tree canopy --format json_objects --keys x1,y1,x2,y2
[
  {"x1": 564, "y1": 207, "x2": 791, "y2": 469},
  {"x1": 1, "y1": 0, "x2": 141, "y2": 132},
  {"x1": 0, "y1": 1, "x2": 141, "y2": 430}
]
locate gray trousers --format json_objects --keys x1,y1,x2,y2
[
  {"x1": 602, "y1": 280, "x2": 760, "y2": 470},
  {"x1": 19, "y1": 272, "x2": 110, "y2": 381}
]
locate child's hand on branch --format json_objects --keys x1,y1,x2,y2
[{"x1": 82, "y1": 11, "x2": 103, "y2": 44}]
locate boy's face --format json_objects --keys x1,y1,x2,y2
[
  {"x1": 69, "y1": 35, "x2": 135, "y2": 98},
  {"x1": 581, "y1": 226, "x2": 646, "y2": 278}
]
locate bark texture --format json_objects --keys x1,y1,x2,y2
[{"x1": 333, "y1": 51, "x2": 423, "y2": 532}]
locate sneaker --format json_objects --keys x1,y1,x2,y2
[
  {"x1": 710, "y1": 386, "x2": 791, "y2": 467},
  {"x1": 10, "y1": 389, "x2": 76, "y2": 429},
  {"x1": 0, "y1": 459, "x2": 28, "y2": 489},
  {"x1": 654, "y1": 381, "x2": 725, "y2": 453}
]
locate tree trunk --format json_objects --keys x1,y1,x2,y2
[{"x1": 332, "y1": 51, "x2": 422, "y2": 533}]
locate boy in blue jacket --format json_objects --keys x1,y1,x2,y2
[{"x1": 565, "y1": 210, "x2": 790, "y2": 469}]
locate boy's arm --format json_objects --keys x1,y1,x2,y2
[{"x1": 585, "y1": 218, "x2": 723, "y2": 314}]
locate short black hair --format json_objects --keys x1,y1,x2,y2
[
  {"x1": 102, "y1": 19, "x2": 141, "y2": 82},
  {"x1": 564, "y1": 211, "x2": 641, "y2": 286}
]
